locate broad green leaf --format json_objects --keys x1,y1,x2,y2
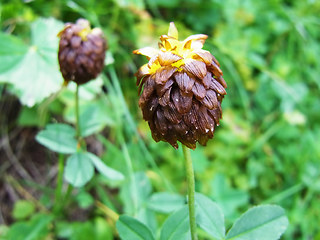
[
  {"x1": 226, "y1": 205, "x2": 289, "y2": 240},
  {"x1": 195, "y1": 193, "x2": 225, "y2": 240},
  {"x1": 64, "y1": 152, "x2": 94, "y2": 187},
  {"x1": 120, "y1": 172, "x2": 152, "y2": 216},
  {"x1": 70, "y1": 222, "x2": 95, "y2": 240},
  {"x1": 147, "y1": 192, "x2": 185, "y2": 214},
  {"x1": 0, "y1": 33, "x2": 28, "y2": 73},
  {"x1": 18, "y1": 106, "x2": 48, "y2": 127},
  {"x1": 160, "y1": 206, "x2": 190, "y2": 240},
  {"x1": 137, "y1": 208, "x2": 158, "y2": 234},
  {"x1": 75, "y1": 190, "x2": 94, "y2": 209},
  {"x1": 135, "y1": 172, "x2": 152, "y2": 208},
  {"x1": 7, "y1": 214, "x2": 53, "y2": 240},
  {"x1": 36, "y1": 123, "x2": 77, "y2": 154},
  {"x1": 86, "y1": 152, "x2": 124, "y2": 181},
  {"x1": 79, "y1": 103, "x2": 114, "y2": 137},
  {"x1": 94, "y1": 217, "x2": 113, "y2": 240},
  {"x1": 211, "y1": 173, "x2": 249, "y2": 218},
  {"x1": 0, "y1": 18, "x2": 64, "y2": 106},
  {"x1": 12, "y1": 200, "x2": 35, "y2": 220},
  {"x1": 116, "y1": 215, "x2": 155, "y2": 240}
]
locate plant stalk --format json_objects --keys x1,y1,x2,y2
[
  {"x1": 75, "y1": 84, "x2": 81, "y2": 140},
  {"x1": 53, "y1": 153, "x2": 64, "y2": 213},
  {"x1": 182, "y1": 145, "x2": 197, "y2": 240}
]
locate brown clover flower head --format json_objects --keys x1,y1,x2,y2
[
  {"x1": 133, "y1": 22, "x2": 227, "y2": 149},
  {"x1": 58, "y1": 19, "x2": 107, "y2": 85}
]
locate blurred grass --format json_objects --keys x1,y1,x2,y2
[{"x1": 1, "y1": 0, "x2": 320, "y2": 239}]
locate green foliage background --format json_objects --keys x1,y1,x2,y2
[{"x1": 0, "y1": 0, "x2": 320, "y2": 239}]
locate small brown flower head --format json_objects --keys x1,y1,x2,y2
[
  {"x1": 58, "y1": 19, "x2": 107, "y2": 85},
  {"x1": 133, "y1": 22, "x2": 227, "y2": 149}
]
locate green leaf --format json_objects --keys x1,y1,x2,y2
[
  {"x1": 0, "y1": 33, "x2": 28, "y2": 73},
  {"x1": 75, "y1": 190, "x2": 94, "y2": 209},
  {"x1": 137, "y1": 208, "x2": 158, "y2": 234},
  {"x1": 18, "y1": 106, "x2": 48, "y2": 127},
  {"x1": 0, "y1": 18, "x2": 64, "y2": 107},
  {"x1": 226, "y1": 205, "x2": 289, "y2": 240},
  {"x1": 79, "y1": 103, "x2": 114, "y2": 137},
  {"x1": 211, "y1": 173, "x2": 249, "y2": 218},
  {"x1": 7, "y1": 213, "x2": 53, "y2": 240},
  {"x1": 195, "y1": 193, "x2": 225, "y2": 240},
  {"x1": 147, "y1": 192, "x2": 185, "y2": 214},
  {"x1": 116, "y1": 215, "x2": 155, "y2": 240},
  {"x1": 94, "y1": 217, "x2": 113, "y2": 240},
  {"x1": 36, "y1": 123, "x2": 77, "y2": 154},
  {"x1": 160, "y1": 206, "x2": 190, "y2": 240},
  {"x1": 86, "y1": 152, "x2": 124, "y2": 181},
  {"x1": 64, "y1": 152, "x2": 94, "y2": 187},
  {"x1": 12, "y1": 200, "x2": 35, "y2": 220},
  {"x1": 120, "y1": 172, "x2": 152, "y2": 216}
]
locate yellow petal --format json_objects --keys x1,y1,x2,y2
[
  {"x1": 168, "y1": 22, "x2": 178, "y2": 39},
  {"x1": 193, "y1": 49, "x2": 213, "y2": 65},
  {"x1": 135, "y1": 63, "x2": 150, "y2": 85},
  {"x1": 57, "y1": 24, "x2": 71, "y2": 37},
  {"x1": 133, "y1": 47, "x2": 158, "y2": 59},
  {"x1": 139, "y1": 63, "x2": 150, "y2": 75},
  {"x1": 160, "y1": 35, "x2": 179, "y2": 51},
  {"x1": 158, "y1": 51, "x2": 182, "y2": 66},
  {"x1": 183, "y1": 34, "x2": 208, "y2": 50}
]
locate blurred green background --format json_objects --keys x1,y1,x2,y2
[{"x1": 0, "y1": 0, "x2": 320, "y2": 239}]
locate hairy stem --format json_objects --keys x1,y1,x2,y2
[{"x1": 182, "y1": 145, "x2": 197, "y2": 240}]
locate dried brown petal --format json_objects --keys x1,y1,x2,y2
[
  {"x1": 58, "y1": 19, "x2": 107, "y2": 85},
  {"x1": 208, "y1": 60, "x2": 223, "y2": 77},
  {"x1": 159, "y1": 88, "x2": 171, "y2": 106},
  {"x1": 155, "y1": 67, "x2": 176, "y2": 85},
  {"x1": 172, "y1": 88, "x2": 193, "y2": 114},
  {"x1": 192, "y1": 80, "x2": 206, "y2": 100},
  {"x1": 212, "y1": 55, "x2": 220, "y2": 67},
  {"x1": 210, "y1": 80, "x2": 227, "y2": 95},
  {"x1": 163, "y1": 104, "x2": 182, "y2": 124},
  {"x1": 183, "y1": 59, "x2": 207, "y2": 79},
  {"x1": 154, "y1": 109, "x2": 168, "y2": 135},
  {"x1": 141, "y1": 77, "x2": 155, "y2": 101},
  {"x1": 208, "y1": 108, "x2": 221, "y2": 125},
  {"x1": 201, "y1": 90, "x2": 218, "y2": 110},
  {"x1": 140, "y1": 96, "x2": 158, "y2": 120},
  {"x1": 71, "y1": 36, "x2": 82, "y2": 48},
  {"x1": 174, "y1": 72, "x2": 195, "y2": 93},
  {"x1": 133, "y1": 22, "x2": 227, "y2": 149},
  {"x1": 217, "y1": 75, "x2": 227, "y2": 88},
  {"x1": 202, "y1": 71, "x2": 212, "y2": 89},
  {"x1": 156, "y1": 78, "x2": 174, "y2": 96}
]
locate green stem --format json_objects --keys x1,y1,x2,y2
[
  {"x1": 182, "y1": 145, "x2": 197, "y2": 240},
  {"x1": 75, "y1": 84, "x2": 81, "y2": 140},
  {"x1": 53, "y1": 154, "x2": 64, "y2": 213},
  {"x1": 64, "y1": 184, "x2": 74, "y2": 204},
  {"x1": 120, "y1": 137, "x2": 138, "y2": 216}
]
